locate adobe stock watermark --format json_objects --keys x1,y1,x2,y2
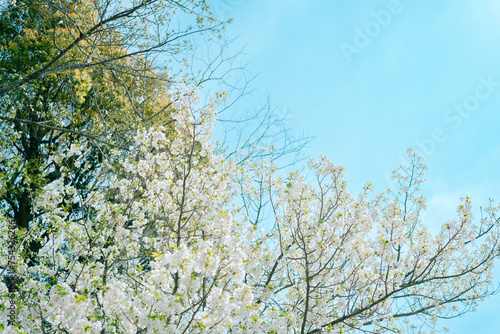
[
  {"x1": 339, "y1": 0, "x2": 411, "y2": 63},
  {"x1": 385, "y1": 74, "x2": 499, "y2": 184},
  {"x1": 210, "y1": 0, "x2": 244, "y2": 19},
  {"x1": 4, "y1": 220, "x2": 18, "y2": 327}
]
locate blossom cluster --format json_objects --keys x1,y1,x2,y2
[{"x1": 1, "y1": 88, "x2": 499, "y2": 333}]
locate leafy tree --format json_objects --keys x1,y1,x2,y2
[{"x1": 0, "y1": 0, "x2": 226, "y2": 96}]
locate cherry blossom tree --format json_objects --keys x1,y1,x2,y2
[{"x1": 1, "y1": 85, "x2": 499, "y2": 333}]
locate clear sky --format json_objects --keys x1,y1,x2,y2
[{"x1": 210, "y1": 0, "x2": 500, "y2": 332}]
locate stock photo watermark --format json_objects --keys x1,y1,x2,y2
[
  {"x1": 339, "y1": 0, "x2": 412, "y2": 63},
  {"x1": 385, "y1": 74, "x2": 499, "y2": 184},
  {"x1": 4, "y1": 220, "x2": 18, "y2": 327},
  {"x1": 210, "y1": 0, "x2": 244, "y2": 19}
]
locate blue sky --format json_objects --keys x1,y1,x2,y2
[{"x1": 210, "y1": 0, "x2": 500, "y2": 332}]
